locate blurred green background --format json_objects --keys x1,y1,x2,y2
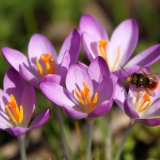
[{"x1": 0, "y1": 0, "x2": 160, "y2": 159}]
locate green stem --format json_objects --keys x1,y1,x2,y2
[
  {"x1": 18, "y1": 134, "x2": 26, "y2": 160},
  {"x1": 115, "y1": 120, "x2": 133, "y2": 160},
  {"x1": 85, "y1": 119, "x2": 94, "y2": 160},
  {"x1": 106, "y1": 112, "x2": 112, "y2": 160},
  {"x1": 53, "y1": 105, "x2": 72, "y2": 160}
]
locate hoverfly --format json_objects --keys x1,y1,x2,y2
[{"x1": 121, "y1": 66, "x2": 158, "y2": 97}]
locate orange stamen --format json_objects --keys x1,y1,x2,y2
[
  {"x1": 98, "y1": 40, "x2": 121, "y2": 71},
  {"x1": 135, "y1": 91, "x2": 151, "y2": 113},
  {"x1": 36, "y1": 54, "x2": 56, "y2": 77},
  {"x1": 5, "y1": 94, "x2": 24, "y2": 124},
  {"x1": 74, "y1": 82, "x2": 98, "y2": 113}
]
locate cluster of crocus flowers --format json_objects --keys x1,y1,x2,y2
[
  {"x1": 40, "y1": 57, "x2": 115, "y2": 119},
  {"x1": 0, "y1": 68, "x2": 50, "y2": 136},
  {"x1": 1, "y1": 13, "x2": 160, "y2": 160},
  {"x1": 2, "y1": 29, "x2": 80, "y2": 88}
]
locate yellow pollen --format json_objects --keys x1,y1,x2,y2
[
  {"x1": 135, "y1": 91, "x2": 151, "y2": 113},
  {"x1": 74, "y1": 82, "x2": 98, "y2": 113},
  {"x1": 5, "y1": 94, "x2": 24, "y2": 125},
  {"x1": 36, "y1": 54, "x2": 56, "y2": 77},
  {"x1": 98, "y1": 40, "x2": 121, "y2": 71}
]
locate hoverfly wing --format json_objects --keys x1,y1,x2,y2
[{"x1": 145, "y1": 88, "x2": 155, "y2": 97}]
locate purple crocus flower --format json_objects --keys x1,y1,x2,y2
[
  {"x1": 0, "y1": 68, "x2": 50, "y2": 136},
  {"x1": 124, "y1": 74, "x2": 160, "y2": 126},
  {"x1": 79, "y1": 14, "x2": 160, "y2": 72},
  {"x1": 2, "y1": 30, "x2": 80, "y2": 88},
  {"x1": 40, "y1": 57, "x2": 115, "y2": 119}
]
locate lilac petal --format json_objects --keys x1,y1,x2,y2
[
  {"x1": 0, "y1": 121, "x2": 9, "y2": 130},
  {"x1": 40, "y1": 74, "x2": 61, "y2": 84},
  {"x1": 64, "y1": 107, "x2": 87, "y2": 119},
  {"x1": 0, "y1": 89, "x2": 9, "y2": 114},
  {"x1": 21, "y1": 85, "x2": 36, "y2": 127},
  {"x1": 0, "y1": 89, "x2": 13, "y2": 128},
  {"x1": 113, "y1": 80, "x2": 127, "y2": 110},
  {"x1": 66, "y1": 64, "x2": 93, "y2": 95},
  {"x1": 113, "y1": 66, "x2": 140, "y2": 80},
  {"x1": 28, "y1": 33, "x2": 57, "y2": 76},
  {"x1": 79, "y1": 14, "x2": 108, "y2": 41},
  {"x1": 2, "y1": 47, "x2": 30, "y2": 72},
  {"x1": 88, "y1": 57, "x2": 110, "y2": 83},
  {"x1": 40, "y1": 82, "x2": 75, "y2": 108},
  {"x1": 124, "y1": 99, "x2": 140, "y2": 119},
  {"x1": 125, "y1": 44, "x2": 160, "y2": 67},
  {"x1": 58, "y1": 29, "x2": 80, "y2": 64},
  {"x1": 81, "y1": 32, "x2": 99, "y2": 62},
  {"x1": 6, "y1": 127, "x2": 30, "y2": 136},
  {"x1": 19, "y1": 64, "x2": 39, "y2": 88},
  {"x1": 108, "y1": 19, "x2": 138, "y2": 68},
  {"x1": 57, "y1": 51, "x2": 70, "y2": 84},
  {"x1": 96, "y1": 77, "x2": 115, "y2": 104},
  {"x1": 29, "y1": 108, "x2": 51, "y2": 129},
  {"x1": 5, "y1": 109, "x2": 50, "y2": 136},
  {"x1": 135, "y1": 118, "x2": 160, "y2": 126},
  {"x1": 88, "y1": 100, "x2": 113, "y2": 118},
  {"x1": 4, "y1": 68, "x2": 25, "y2": 104},
  {"x1": 76, "y1": 61, "x2": 88, "y2": 70}
]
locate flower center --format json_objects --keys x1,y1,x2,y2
[
  {"x1": 5, "y1": 94, "x2": 24, "y2": 125},
  {"x1": 135, "y1": 91, "x2": 151, "y2": 113},
  {"x1": 98, "y1": 39, "x2": 120, "y2": 71},
  {"x1": 36, "y1": 54, "x2": 56, "y2": 77},
  {"x1": 74, "y1": 82, "x2": 98, "y2": 113}
]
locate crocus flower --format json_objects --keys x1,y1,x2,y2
[
  {"x1": 79, "y1": 14, "x2": 160, "y2": 72},
  {"x1": 40, "y1": 57, "x2": 115, "y2": 119},
  {"x1": 0, "y1": 68, "x2": 50, "y2": 136},
  {"x1": 2, "y1": 30, "x2": 80, "y2": 88},
  {"x1": 124, "y1": 73, "x2": 160, "y2": 126}
]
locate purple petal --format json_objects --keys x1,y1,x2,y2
[
  {"x1": 66, "y1": 64, "x2": 93, "y2": 95},
  {"x1": 57, "y1": 51, "x2": 70, "y2": 84},
  {"x1": 107, "y1": 19, "x2": 138, "y2": 68},
  {"x1": 0, "y1": 89, "x2": 13, "y2": 128},
  {"x1": 58, "y1": 29, "x2": 80, "y2": 64},
  {"x1": 88, "y1": 56, "x2": 110, "y2": 83},
  {"x1": 6, "y1": 127, "x2": 30, "y2": 136},
  {"x1": 64, "y1": 107, "x2": 87, "y2": 119},
  {"x1": 135, "y1": 118, "x2": 160, "y2": 126},
  {"x1": 40, "y1": 74, "x2": 61, "y2": 84},
  {"x1": 79, "y1": 14, "x2": 108, "y2": 41},
  {"x1": 29, "y1": 108, "x2": 51, "y2": 129},
  {"x1": 28, "y1": 33, "x2": 57, "y2": 76},
  {"x1": 19, "y1": 64, "x2": 39, "y2": 88},
  {"x1": 96, "y1": 77, "x2": 115, "y2": 103},
  {"x1": 125, "y1": 44, "x2": 160, "y2": 67},
  {"x1": 124, "y1": 99, "x2": 140, "y2": 119},
  {"x1": 21, "y1": 85, "x2": 36, "y2": 127},
  {"x1": 40, "y1": 82, "x2": 74, "y2": 108},
  {"x1": 81, "y1": 32, "x2": 99, "y2": 62},
  {"x1": 88, "y1": 100, "x2": 113, "y2": 118},
  {"x1": 2, "y1": 47, "x2": 29, "y2": 72},
  {"x1": 4, "y1": 68, "x2": 25, "y2": 104},
  {"x1": 113, "y1": 80, "x2": 127, "y2": 110}
]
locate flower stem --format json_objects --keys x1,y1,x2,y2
[
  {"x1": 85, "y1": 119, "x2": 94, "y2": 160},
  {"x1": 18, "y1": 134, "x2": 26, "y2": 160},
  {"x1": 106, "y1": 112, "x2": 112, "y2": 160},
  {"x1": 53, "y1": 105, "x2": 72, "y2": 160},
  {"x1": 115, "y1": 120, "x2": 133, "y2": 160}
]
